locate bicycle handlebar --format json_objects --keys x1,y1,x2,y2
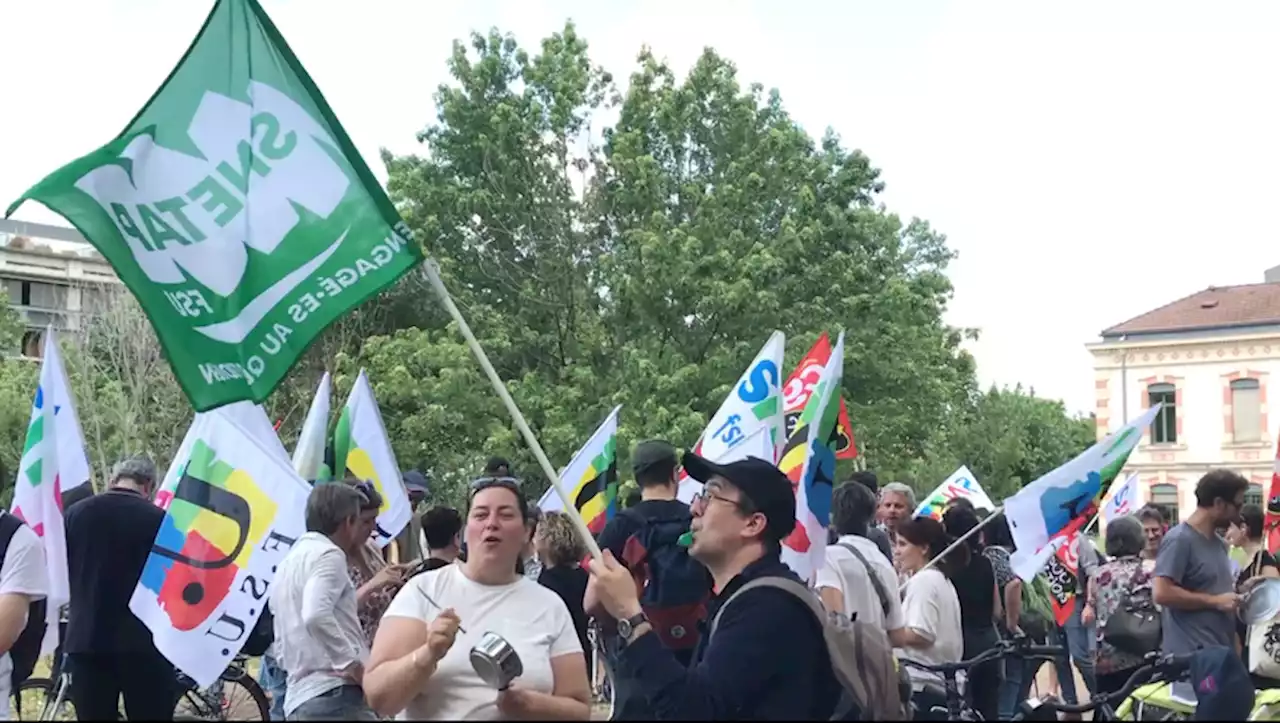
[
  {"x1": 899, "y1": 638, "x2": 1065, "y2": 674},
  {"x1": 1018, "y1": 652, "x2": 1195, "y2": 716}
]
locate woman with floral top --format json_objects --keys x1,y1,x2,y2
[
  {"x1": 1082, "y1": 515, "x2": 1154, "y2": 697},
  {"x1": 345, "y1": 481, "x2": 411, "y2": 645}
]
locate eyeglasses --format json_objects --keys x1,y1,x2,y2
[{"x1": 691, "y1": 489, "x2": 747, "y2": 514}]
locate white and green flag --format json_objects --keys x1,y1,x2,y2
[
  {"x1": 5, "y1": 0, "x2": 423, "y2": 411},
  {"x1": 292, "y1": 372, "x2": 331, "y2": 480},
  {"x1": 332, "y1": 370, "x2": 411, "y2": 547}
]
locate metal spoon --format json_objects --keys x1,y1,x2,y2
[{"x1": 416, "y1": 585, "x2": 468, "y2": 634}]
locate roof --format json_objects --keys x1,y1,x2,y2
[
  {"x1": 1102, "y1": 282, "x2": 1280, "y2": 337},
  {"x1": 0, "y1": 218, "x2": 88, "y2": 245}
]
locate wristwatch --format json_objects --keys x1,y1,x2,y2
[{"x1": 617, "y1": 612, "x2": 650, "y2": 641}]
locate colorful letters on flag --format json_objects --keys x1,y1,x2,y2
[
  {"x1": 132, "y1": 404, "x2": 310, "y2": 687},
  {"x1": 5, "y1": 0, "x2": 423, "y2": 411},
  {"x1": 538, "y1": 406, "x2": 621, "y2": 534},
  {"x1": 913, "y1": 466, "x2": 994, "y2": 520},
  {"x1": 11, "y1": 328, "x2": 90, "y2": 653},
  {"x1": 332, "y1": 370, "x2": 411, "y2": 547}
]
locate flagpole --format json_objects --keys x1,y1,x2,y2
[
  {"x1": 898, "y1": 505, "x2": 1002, "y2": 593},
  {"x1": 422, "y1": 261, "x2": 603, "y2": 560},
  {"x1": 1083, "y1": 472, "x2": 1133, "y2": 534}
]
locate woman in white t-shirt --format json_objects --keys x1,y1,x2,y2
[
  {"x1": 363, "y1": 479, "x2": 591, "y2": 720},
  {"x1": 892, "y1": 516, "x2": 965, "y2": 721}
]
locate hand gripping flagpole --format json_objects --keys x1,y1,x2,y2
[{"x1": 422, "y1": 261, "x2": 603, "y2": 561}]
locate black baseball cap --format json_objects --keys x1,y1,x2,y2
[
  {"x1": 681, "y1": 451, "x2": 796, "y2": 544},
  {"x1": 632, "y1": 440, "x2": 678, "y2": 474}
]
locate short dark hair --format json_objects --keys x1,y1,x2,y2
[
  {"x1": 1148, "y1": 502, "x2": 1173, "y2": 524},
  {"x1": 636, "y1": 458, "x2": 678, "y2": 488},
  {"x1": 1242, "y1": 503, "x2": 1266, "y2": 540},
  {"x1": 469, "y1": 478, "x2": 530, "y2": 521},
  {"x1": 421, "y1": 506, "x2": 463, "y2": 549},
  {"x1": 484, "y1": 456, "x2": 512, "y2": 477},
  {"x1": 898, "y1": 516, "x2": 970, "y2": 579},
  {"x1": 831, "y1": 481, "x2": 877, "y2": 536},
  {"x1": 1194, "y1": 470, "x2": 1249, "y2": 508},
  {"x1": 942, "y1": 506, "x2": 982, "y2": 553},
  {"x1": 848, "y1": 470, "x2": 879, "y2": 495},
  {"x1": 946, "y1": 497, "x2": 976, "y2": 513},
  {"x1": 622, "y1": 487, "x2": 642, "y2": 509},
  {"x1": 1136, "y1": 505, "x2": 1165, "y2": 526},
  {"x1": 982, "y1": 512, "x2": 1014, "y2": 549}
]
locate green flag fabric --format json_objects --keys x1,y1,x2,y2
[{"x1": 5, "y1": 0, "x2": 424, "y2": 411}]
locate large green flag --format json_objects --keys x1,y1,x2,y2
[{"x1": 5, "y1": 0, "x2": 423, "y2": 411}]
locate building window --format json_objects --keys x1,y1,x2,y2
[
  {"x1": 1150, "y1": 483, "x2": 1180, "y2": 525},
  {"x1": 1247, "y1": 484, "x2": 1265, "y2": 508},
  {"x1": 26, "y1": 282, "x2": 66, "y2": 311},
  {"x1": 1232, "y1": 378, "x2": 1263, "y2": 443},
  {"x1": 1149, "y1": 383, "x2": 1177, "y2": 444},
  {"x1": 20, "y1": 329, "x2": 43, "y2": 359}
]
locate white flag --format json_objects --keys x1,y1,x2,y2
[
  {"x1": 1005, "y1": 405, "x2": 1161, "y2": 579},
  {"x1": 913, "y1": 466, "x2": 995, "y2": 520},
  {"x1": 292, "y1": 372, "x2": 331, "y2": 479},
  {"x1": 11, "y1": 328, "x2": 90, "y2": 653},
  {"x1": 132, "y1": 406, "x2": 311, "y2": 687},
  {"x1": 333, "y1": 370, "x2": 411, "y2": 547},
  {"x1": 684, "y1": 332, "x2": 786, "y2": 478},
  {"x1": 1100, "y1": 473, "x2": 1140, "y2": 523},
  {"x1": 677, "y1": 426, "x2": 775, "y2": 504}
]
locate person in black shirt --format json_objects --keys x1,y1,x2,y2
[
  {"x1": 590, "y1": 440, "x2": 711, "y2": 719},
  {"x1": 942, "y1": 506, "x2": 1000, "y2": 722},
  {"x1": 65, "y1": 455, "x2": 177, "y2": 721},
  {"x1": 536, "y1": 511, "x2": 591, "y2": 655},
  {"x1": 411, "y1": 506, "x2": 463, "y2": 578}
]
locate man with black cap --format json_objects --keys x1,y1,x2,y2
[
  {"x1": 587, "y1": 440, "x2": 711, "y2": 720},
  {"x1": 587, "y1": 451, "x2": 841, "y2": 720}
]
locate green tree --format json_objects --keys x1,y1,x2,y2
[
  {"x1": 375, "y1": 23, "x2": 982, "y2": 502},
  {"x1": 909, "y1": 384, "x2": 1097, "y2": 501}
]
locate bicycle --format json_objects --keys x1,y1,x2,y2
[
  {"x1": 13, "y1": 652, "x2": 270, "y2": 721},
  {"x1": 898, "y1": 637, "x2": 1066, "y2": 720},
  {"x1": 1014, "y1": 651, "x2": 1195, "y2": 721}
]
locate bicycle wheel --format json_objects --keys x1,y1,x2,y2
[
  {"x1": 10, "y1": 678, "x2": 77, "y2": 721},
  {"x1": 173, "y1": 666, "x2": 270, "y2": 722}
]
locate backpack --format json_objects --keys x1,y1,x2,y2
[
  {"x1": 1020, "y1": 574, "x2": 1054, "y2": 640},
  {"x1": 711, "y1": 576, "x2": 908, "y2": 721},
  {"x1": 242, "y1": 602, "x2": 274, "y2": 658},
  {"x1": 0, "y1": 513, "x2": 46, "y2": 690},
  {"x1": 618, "y1": 508, "x2": 710, "y2": 652}
]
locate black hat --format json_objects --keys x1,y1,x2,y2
[
  {"x1": 681, "y1": 451, "x2": 795, "y2": 544},
  {"x1": 632, "y1": 440, "x2": 678, "y2": 474}
]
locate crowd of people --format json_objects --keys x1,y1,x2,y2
[{"x1": 0, "y1": 445, "x2": 1269, "y2": 720}]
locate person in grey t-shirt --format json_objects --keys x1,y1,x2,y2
[{"x1": 1153, "y1": 470, "x2": 1249, "y2": 655}]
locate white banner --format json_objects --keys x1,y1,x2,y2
[
  {"x1": 132, "y1": 406, "x2": 310, "y2": 687},
  {"x1": 336, "y1": 370, "x2": 411, "y2": 547}
]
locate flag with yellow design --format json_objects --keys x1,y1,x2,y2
[
  {"x1": 537, "y1": 406, "x2": 620, "y2": 535},
  {"x1": 130, "y1": 402, "x2": 310, "y2": 687},
  {"x1": 331, "y1": 369, "x2": 411, "y2": 547}
]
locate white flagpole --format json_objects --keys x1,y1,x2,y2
[{"x1": 422, "y1": 261, "x2": 603, "y2": 560}]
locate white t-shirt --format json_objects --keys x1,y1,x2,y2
[
  {"x1": 0, "y1": 524, "x2": 47, "y2": 720},
  {"x1": 894, "y1": 568, "x2": 962, "y2": 686},
  {"x1": 816, "y1": 535, "x2": 905, "y2": 631},
  {"x1": 383, "y1": 564, "x2": 583, "y2": 720}
]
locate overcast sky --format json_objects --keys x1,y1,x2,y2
[{"x1": 4, "y1": 0, "x2": 1278, "y2": 415}]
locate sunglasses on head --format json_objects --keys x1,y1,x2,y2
[{"x1": 470, "y1": 476, "x2": 522, "y2": 493}]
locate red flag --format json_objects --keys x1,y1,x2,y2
[
  {"x1": 778, "y1": 334, "x2": 858, "y2": 555},
  {"x1": 1267, "y1": 432, "x2": 1280, "y2": 554}
]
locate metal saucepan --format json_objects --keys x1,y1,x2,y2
[
  {"x1": 470, "y1": 631, "x2": 523, "y2": 690},
  {"x1": 1240, "y1": 578, "x2": 1280, "y2": 625}
]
